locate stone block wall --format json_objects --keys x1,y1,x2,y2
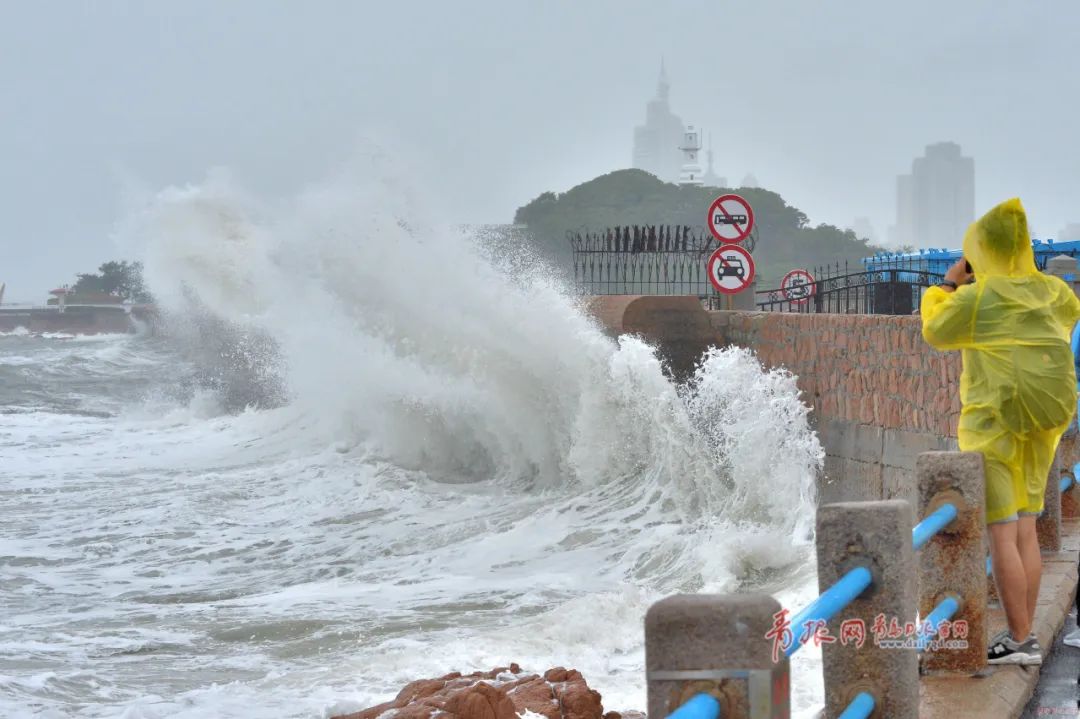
[
  {"x1": 711, "y1": 311, "x2": 963, "y2": 507},
  {"x1": 584, "y1": 297, "x2": 970, "y2": 507}
]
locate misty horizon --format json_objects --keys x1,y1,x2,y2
[{"x1": 3, "y1": 1, "x2": 1079, "y2": 301}]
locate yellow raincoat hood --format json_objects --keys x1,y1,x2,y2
[
  {"x1": 921, "y1": 198, "x2": 1080, "y2": 522},
  {"x1": 962, "y1": 197, "x2": 1038, "y2": 279}
]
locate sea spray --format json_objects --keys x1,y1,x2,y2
[{"x1": 0, "y1": 158, "x2": 824, "y2": 718}]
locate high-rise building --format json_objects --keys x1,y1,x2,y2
[
  {"x1": 632, "y1": 61, "x2": 686, "y2": 183},
  {"x1": 889, "y1": 142, "x2": 974, "y2": 249}
]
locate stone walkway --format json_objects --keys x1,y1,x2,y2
[{"x1": 919, "y1": 519, "x2": 1079, "y2": 718}]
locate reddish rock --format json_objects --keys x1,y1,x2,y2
[{"x1": 334, "y1": 665, "x2": 606, "y2": 719}]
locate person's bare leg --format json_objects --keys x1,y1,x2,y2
[
  {"x1": 989, "y1": 520, "x2": 1030, "y2": 640},
  {"x1": 1016, "y1": 515, "x2": 1042, "y2": 634}
]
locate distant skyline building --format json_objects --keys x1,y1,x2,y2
[
  {"x1": 889, "y1": 142, "x2": 974, "y2": 249},
  {"x1": 740, "y1": 173, "x2": 759, "y2": 189},
  {"x1": 632, "y1": 61, "x2": 687, "y2": 183}
]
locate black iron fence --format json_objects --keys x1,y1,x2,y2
[
  {"x1": 571, "y1": 232, "x2": 1080, "y2": 315},
  {"x1": 755, "y1": 260, "x2": 944, "y2": 314},
  {"x1": 569, "y1": 225, "x2": 755, "y2": 303}
]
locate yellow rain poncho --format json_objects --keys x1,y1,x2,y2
[{"x1": 921, "y1": 198, "x2": 1080, "y2": 523}]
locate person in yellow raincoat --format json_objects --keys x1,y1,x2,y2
[{"x1": 922, "y1": 198, "x2": 1080, "y2": 665}]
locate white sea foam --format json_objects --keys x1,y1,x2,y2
[{"x1": 1, "y1": 157, "x2": 824, "y2": 718}]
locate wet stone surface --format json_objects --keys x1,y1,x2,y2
[{"x1": 1020, "y1": 612, "x2": 1080, "y2": 718}]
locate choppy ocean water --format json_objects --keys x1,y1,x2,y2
[{"x1": 1, "y1": 170, "x2": 825, "y2": 718}]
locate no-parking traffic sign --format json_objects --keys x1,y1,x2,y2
[
  {"x1": 781, "y1": 269, "x2": 816, "y2": 304},
  {"x1": 707, "y1": 244, "x2": 756, "y2": 294}
]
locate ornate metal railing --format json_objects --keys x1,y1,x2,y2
[
  {"x1": 755, "y1": 260, "x2": 943, "y2": 315},
  {"x1": 570, "y1": 226, "x2": 755, "y2": 303}
]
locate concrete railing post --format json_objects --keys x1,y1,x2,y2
[
  {"x1": 1063, "y1": 459, "x2": 1080, "y2": 519},
  {"x1": 917, "y1": 451, "x2": 987, "y2": 672},
  {"x1": 646, "y1": 594, "x2": 789, "y2": 719},
  {"x1": 1037, "y1": 448, "x2": 1064, "y2": 551},
  {"x1": 817, "y1": 500, "x2": 918, "y2": 718}
]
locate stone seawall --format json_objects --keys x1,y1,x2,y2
[
  {"x1": 583, "y1": 297, "x2": 970, "y2": 505},
  {"x1": 710, "y1": 311, "x2": 963, "y2": 506},
  {"x1": 0, "y1": 306, "x2": 139, "y2": 334},
  {"x1": 584, "y1": 297, "x2": 1077, "y2": 509}
]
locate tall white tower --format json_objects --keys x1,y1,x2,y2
[{"x1": 678, "y1": 125, "x2": 704, "y2": 186}]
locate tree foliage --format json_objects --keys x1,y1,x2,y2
[
  {"x1": 71, "y1": 260, "x2": 152, "y2": 302},
  {"x1": 514, "y1": 169, "x2": 885, "y2": 285}
]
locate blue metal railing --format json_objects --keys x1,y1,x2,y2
[
  {"x1": 665, "y1": 693, "x2": 720, "y2": 719},
  {"x1": 781, "y1": 499, "x2": 965, "y2": 716},
  {"x1": 912, "y1": 504, "x2": 958, "y2": 550},
  {"x1": 837, "y1": 692, "x2": 875, "y2": 719},
  {"x1": 786, "y1": 567, "x2": 873, "y2": 656},
  {"x1": 917, "y1": 595, "x2": 960, "y2": 653},
  {"x1": 665, "y1": 466, "x2": 1077, "y2": 719}
]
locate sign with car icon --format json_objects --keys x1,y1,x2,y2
[
  {"x1": 707, "y1": 244, "x2": 756, "y2": 294},
  {"x1": 781, "y1": 269, "x2": 816, "y2": 303}
]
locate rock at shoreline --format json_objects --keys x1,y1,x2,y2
[{"x1": 333, "y1": 665, "x2": 607, "y2": 719}]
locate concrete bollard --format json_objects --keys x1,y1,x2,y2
[
  {"x1": 1037, "y1": 448, "x2": 1064, "y2": 551},
  {"x1": 646, "y1": 594, "x2": 789, "y2": 719},
  {"x1": 817, "y1": 500, "x2": 918, "y2": 718},
  {"x1": 916, "y1": 452, "x2": 987, "y2": 673}
]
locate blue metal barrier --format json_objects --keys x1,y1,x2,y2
[
  {"x1": 837, "y1": 692, "x2": 875, "y2": 719},
  {"x1": 787, "y1": 501, "x2": 962, "y2": 715},
  {"x1": 786, "y1": 499, "x2": 966, "y2": 659},
  {"x1": 917, "y1": 595, "x2": 960, "y2": 653},
  {"x1": 912, "y1": 504, "x2": 958, "y2": 550},
  {"x1": 664, "y1": 693, "x2": 720, "y2": 719},
  {"x1": 785, "y1": 566, "x2": 873, "y2": 656},
  {"x1": 738, "y1": 456, "x2": 1072, "y2": 716}
]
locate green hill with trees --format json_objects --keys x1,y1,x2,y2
[
  {"x1": 514, "y1": 169, "x2": 885, "y2": 287},
  {"x1": 50, "y1": 260, "x2": 152, "y2": 304}
]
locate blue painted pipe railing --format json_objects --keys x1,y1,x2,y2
[
  {"x1": 1062, "y1": 473, "x2": 1074, "y2": 493},
  {"x1": 785, "y1": 566, "x2": 873, "y2": 657},
  {"x1": 664, "y1": 693, "x2": 720, "y2": 719},
  {"x1": 912, "y1": 503, "x2": 958, "y2": 550},
  {"x1": 837, "y1": 692, "x2": 876, "y2": 719},
  {"x1": 917, "y1": 595, "x2": 960, "y2": 653},
  {"x1": 786, "y1": 501, "x2": 963, "y2": 658}
]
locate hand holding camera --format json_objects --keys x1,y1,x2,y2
[{"x1": 943, "y1": 258, "x2": 975, "y2": 289}]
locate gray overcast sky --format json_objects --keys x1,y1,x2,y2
[{"x1": 2, "y1": 0, "x2": 1079, "y2": 301}]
